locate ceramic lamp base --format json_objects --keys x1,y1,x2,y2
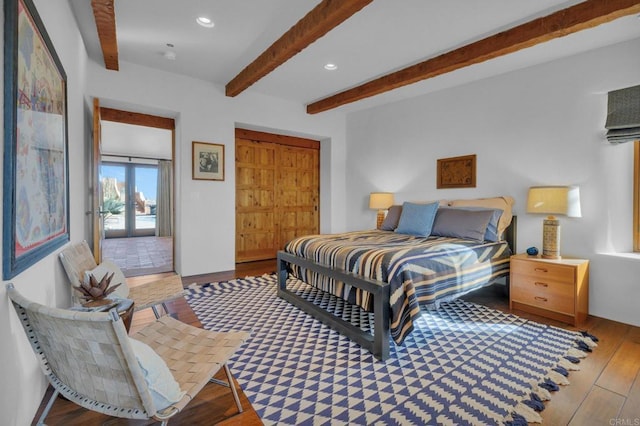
[
  {"x1": 376, "y1": 210, "x2": 386, "y2": 229},
  {"x1": 542, "y1": 216, "x2": 561, "y2": 259}
]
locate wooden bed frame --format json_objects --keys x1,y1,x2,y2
[{"x1": 277, "y1": 217, "x2": 517, "y2": 361}]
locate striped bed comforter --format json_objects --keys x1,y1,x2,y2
[{"x1": 284, "y1": 230, "x2": 511, "y2": 344}]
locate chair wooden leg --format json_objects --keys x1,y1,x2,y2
[
  {"x1": 36, "y1": 388, "x2": 60, "y2": 425},
  {"x1": 209, "y1": 364, "x2": 243, "y2": 413}
]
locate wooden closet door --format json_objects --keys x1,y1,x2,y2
[
  {"x1": 235, "y1": 130, "x2": 320, "y2": 263},
  {"x1": 277, "y1": 145, "x2": 319, "y2": 247},
  {"x1": 235, "y1": 138, "x2": 277, "y2": 262}
]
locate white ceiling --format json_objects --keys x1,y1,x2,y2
[{"x1": 68, "y1": 0, "x2": 640, "y2": 113}]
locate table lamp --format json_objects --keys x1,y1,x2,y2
[
  {"x1": 369, "y1": 192, "x2": 394, "y2": 229},
  {"x1": 526, "y1": 186, "x2": 581, "y2": 259}
]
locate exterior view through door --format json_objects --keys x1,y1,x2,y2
[
  {"x1": 101, "y1": 162, "x2": 158, "y2": 238},
  {"x1": 98, "y1": 112, "x2": 175, "y2": 277}
]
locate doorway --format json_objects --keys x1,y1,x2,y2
[{"x1": 94, "y1": 104, "x2": 175, "y2": 277}]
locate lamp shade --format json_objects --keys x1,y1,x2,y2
[
  {"x1": 369, "y1": 192, "x2": 394, "y2": 210},
  {"x1": 526, "y1": 186, "x2": 581, "y2": 218}
]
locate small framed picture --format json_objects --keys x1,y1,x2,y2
[{"x1": 192, "y1": 141, "x2": 224, "y2": 181}]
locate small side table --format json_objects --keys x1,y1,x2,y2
[
  {"x1": 115, "y1": 299, "x2": 135, "y2": 332},
  {"x1": 78, "y1": 298, "x2": 135, "y2": 332}
]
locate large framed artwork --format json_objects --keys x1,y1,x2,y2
[
  {"x1": 192, "y1": 141, "x2": 224, "y2": 181},
  {"x1": 437, "y1": 154, "x2": 476, "y2": 189},
  {"x1": 3, "y1": 0, "x2": 69, "y2": 279}
]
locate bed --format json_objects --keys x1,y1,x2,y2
[{"x1": 277, "y1": 197, "x2": 517, "y2": 360}]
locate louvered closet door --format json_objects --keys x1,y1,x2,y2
[
  {"x1": 235, "y1": 139, "x2": 277, "y2": 262},
  {"x1": 277, "y1": 146, "x2": 319, "y2": 247}
]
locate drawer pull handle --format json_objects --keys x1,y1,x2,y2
[
  {"x1": 535, "y1": 296, "x2": 548, "y2": 302},
  {"x1": 534, "y1": 268, "x2": 548, "y2": 273},
  {"x1": 534, "y1": 282, "x2": 548, "y2": 287}
]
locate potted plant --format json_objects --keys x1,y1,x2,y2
[{"x1": 73, "y1": 272, "x2": 122, "y2": 307}]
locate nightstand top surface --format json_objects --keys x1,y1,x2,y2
[{"x1": 511, "y1": 253, "x2": 588, "y2": 266}]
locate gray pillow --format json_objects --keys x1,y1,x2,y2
[
  {"x1": 448, "y1": 207, "x2": 504, "y2": 241},
  {"x1": 431, "y1": 208, "x2": 495, "y2": 241},
  {"x1": 380, "y1": 205, "x2": 402, "y2": 231}
]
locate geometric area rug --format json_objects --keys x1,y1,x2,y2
[{"x1": 184, "y1": 274, "x2": 596, "y2": 425}]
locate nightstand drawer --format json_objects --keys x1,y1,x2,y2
[
  {"x1": 511, "y1": 258, "x2": 574, "y2": 283},
  {"x1": 510, "y1": 275, "x2": 575, "y2": 315}
]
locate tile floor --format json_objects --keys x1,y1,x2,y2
[{"x1": 101, "y1": 236, "x2": 173, "y2": 277}]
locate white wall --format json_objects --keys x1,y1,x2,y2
[
  {"x1": 84, "y1": 61, "x2": 347, "y2": 276},
  {"x1": 346, "y1": 37, "x2": 640, "y2": 327},
  {"x1": 0, "y1": 1, "x2": 89, "y2": 424}
]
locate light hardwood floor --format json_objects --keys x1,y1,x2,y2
[{"x1": 36, "y1": 260, "x2": 640, "y2": 425}]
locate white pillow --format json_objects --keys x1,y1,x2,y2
[
  {"x1": 129, "y1": 338, "x2": 186, "y2": 411},
  {"x1": 84, "y1": 260, "x2": 129, "y2": 298}
]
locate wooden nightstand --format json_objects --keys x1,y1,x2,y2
[{"x1": 509, "y1": 253, "x2": 589, "y2": 326}]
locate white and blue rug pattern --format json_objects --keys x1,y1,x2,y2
[{"x1": 185, "y1": 274, "x2": 586, "y2": 425}]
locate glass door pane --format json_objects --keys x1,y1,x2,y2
[
  {"x1": 133, "y1": 165, "x2": 157, "y2": 236},
  {"x1": 101, "y1": 162, "x2": 158, "y2": 238},
  {"x1": 101, "y1": 163, "x2": 127, "y2": 238}
]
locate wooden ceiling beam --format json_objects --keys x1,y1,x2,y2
[
  {"x1": 307, "y1": 0, "x2": 640, "y2": 114},
  {"x1": 225, "y1": 0, "x2": 372, "y2": 97},
  {"x1": 91, "y1": 0, "x2": 119, "y2": 71},
  {"x1": 100, "y1": 108, "x2": 175, "y2": 130}
]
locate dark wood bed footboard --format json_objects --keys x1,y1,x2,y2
[{"x1": 277, "y1": 251, "x2": 391, "y2": 361}]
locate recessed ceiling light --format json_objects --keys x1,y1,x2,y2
[
  {"x1": 196, "y1": 16, "x2": 214, "y2": 28},
  {"x1": 324, "y1": 63, "x2": 338, "y2": 71}
]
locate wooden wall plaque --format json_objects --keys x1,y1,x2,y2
[{"x1": 437, "y1": 154, "x2": 476, "y2": 189}]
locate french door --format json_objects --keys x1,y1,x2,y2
[{"x1": 101, "y1": 162, "x2": 158, "y2": 238}]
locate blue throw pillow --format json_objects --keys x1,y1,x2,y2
[{"x1": 395, "y1": 201, "x2": 439, "y2": 237}]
